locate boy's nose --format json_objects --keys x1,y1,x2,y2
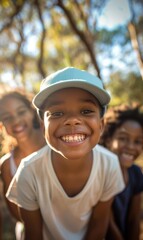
[{"x1": 64, "y1": 114, "x2": 81, "y2": 125}]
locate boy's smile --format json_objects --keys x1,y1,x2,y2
[
  {"x1": 42, "y1": 87, "x2": 104, "y2": 162},
  {"x1": 61, "y1": 134, "x2": 85, "y2": 143}
]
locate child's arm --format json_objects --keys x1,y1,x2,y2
[
  {"x1": 83, "y1": 198, "x2": 113, "y2": 240},
  {"x1": 19, "y1": 207, "x2": 43, "y2": 240},
  {"x1": 0, "y1": 158, "x2": 21, "y2": 221},
  {"x1": 126, "y1": 194, "x2": 141, "y2": 240},
  {"x1": 106, "y1": 210, "x2": 124, "y2": 240}
]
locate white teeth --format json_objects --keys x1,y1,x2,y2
[
  {"x1": 62, "y1": 134, "x2": 85, "y2": 142},
  {"x1": 122, "y1": 153, "x2": 134, "y2": 160}
]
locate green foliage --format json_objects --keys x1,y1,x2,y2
[
  {"x1": 107, "y1": 71, "x2": 143, "y2": 106},
  {"x1": 41, "y1": 9, "x2": 90, "y2": 72},
  {"x1": 0, "y1": 0, "x2": 143, "y2": 97}
]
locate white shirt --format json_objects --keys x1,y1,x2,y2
[{"x1": 6, "y1": 144, "x2": 125, "y2": 240}]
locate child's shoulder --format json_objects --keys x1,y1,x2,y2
[
  {"x1": 20, "y1": 145, "x2": 49, "y2": 168},
  {"x1": 94, "y1": 145, "x2": 120, "y2": 171},
  {"x1": 95, "y1": 144, "x2": 118, "y2": 159},
  {"x1": 129, "y1": 164, "x2": 143, "y2": 177},
  {"x1": 0, "y1": 152, "x2": 11, "y2": 170},
  {"x1": 0, "y1": 152, "x2": 11, "y2": 163},
  {"x1": 128, "y1": 164, "x2": 143, "y2": 193}
]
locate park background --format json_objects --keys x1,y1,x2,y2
[{"x1": 0, "y1": 0, "x2": 143, "y2": 239}]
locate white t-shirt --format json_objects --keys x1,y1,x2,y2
[{"x1": 6, "y1": 144, "x2": 125, "y2": 240}]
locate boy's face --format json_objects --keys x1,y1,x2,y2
[
  {"x1": 42, "y1": 88, "x2": 104, "y2": 161},
  {"x1": 109, "y1": 120, "x2": 143, "y2": 168}
]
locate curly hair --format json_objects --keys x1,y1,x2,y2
[{"x1": 100, "y1": 104, "x2": 143, "y2": 148}]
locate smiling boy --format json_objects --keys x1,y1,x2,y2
[{"x1": 6, "y1": 67, "x2": 125, "y2": 240}]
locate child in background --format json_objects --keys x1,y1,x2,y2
[
  {"x1": 6, "y1": 67, "x2": 125, "y2": 240},
  {"x1": 99, "y1": 104, "x2": 143, "y2": 240},
  {"x1": 0, "y1": 90, "x2": 46, "y2": 239}
]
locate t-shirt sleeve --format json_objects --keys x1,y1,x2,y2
[
  {"x1": 100, "y1": 155, "x2": 125, "y2": 202},
  {"x1": 131, "y1": 165, "x2": 143, "y2": 194},
  {"x1": 6, "y1": 164, "x2": 39, "y2": 211}
]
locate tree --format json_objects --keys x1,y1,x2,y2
[
  {"x1": 0, "y1": 0, "x2": 105, "y2": 86},
  {"x1": 0, "y1": 0, "x2": 143, "y2": 96},
  {"x1": 128, "y1": 0, "x2": 143, "y2": 80},
  {"x1": 107, "y1": 71, "x2": 143, "y2": 106}
]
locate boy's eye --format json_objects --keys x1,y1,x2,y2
[
  {"x1": 44, "y1": 111, "x2": 64, "y2": 118},
  {"x1": 81, "y1": 109, "x2": 94, "y2": 115},
  {"x1": 52, "y1": 112, "x2": 64, "y2": 117}
]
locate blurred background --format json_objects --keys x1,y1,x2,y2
[{"x1": 0, "y1": 0, "x2": 143, "y2": 239}]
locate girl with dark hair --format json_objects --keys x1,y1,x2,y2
[
  {"x1": 100, "y1": 104, "x2": 143, "y2": 240},
  {"x1": 0, "y1": 90, "x2": 46, "y2": 240}
]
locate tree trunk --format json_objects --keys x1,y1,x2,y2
[{"x1": 128, "y1": 21, "x2": 143, "y2": 80}]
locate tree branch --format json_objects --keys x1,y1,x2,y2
[
  {"x1": 34, "y1": 0, "x2": 47, "y2": 78},
  {"x1": 57, "y1": 0, "x2": 101, "y2": 78},
  {"x1": 0, "y1": 1, "x2": 25, "y2": 34}
]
